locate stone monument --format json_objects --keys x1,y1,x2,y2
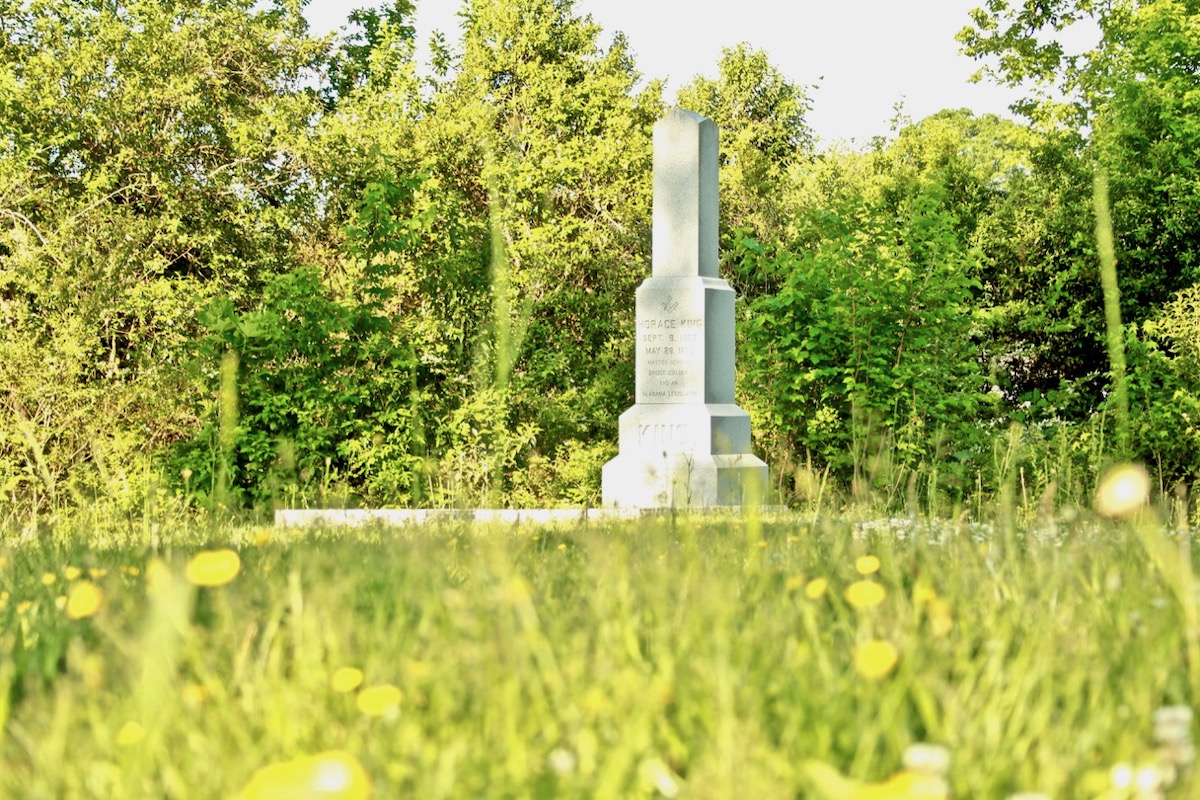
[{"x1": 601, "y1": 108, "x2": 769, "y2": 509}]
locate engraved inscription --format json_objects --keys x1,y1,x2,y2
[
  {"x1": 637, "y1": 309, "x2": 704, "y2": 402},
  {"x1": 638, "y1": 423, "x2": 693, "y2": 449}
]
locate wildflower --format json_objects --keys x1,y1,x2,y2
[
  {"x1": 145, "y1": 558, "x2": 173, "y2": 596},
  {"x1": 330, "y1": 667, "x2": 365, "y2": 694},
  {"x1": 0, "y1": 590, "x2": 7, "y2": 609},
  {"x1": 237, "y1": 750, "x2": 371, "y2": 800},
  {"x1": 116, "y1": 721, "x2": 145, "y2": 747},
  {"x1": 356, "y1": 684, "x2": 402, "y2": 717},
  {"x1": 1095, "y1": 463, "x2": 1150, "y2": 518},
  {"x1": 913, "y1": 584, "x2": 938, "y2": 606},
  {"x1": 928, "y1": 599, "x2": 953, "y2": 637},
  {"x1": 121, "y1": 565, "x2": 140, "y2": 577},
  {"x1": 65, "y1": 581, "x2": 104, "y2": 620},
  {"x1": 854, "y1": 640, "x2": 899, "y2": 680},
  {"x1": 1154, "y1": 705, "x2": 1196, "y2": 770},
  {"x1": 403, "y1": 659, "x2": 432, "y2": 681},
  {"x1": 63, "y1": 566, "x2": 82, "y2": 581},
  {"x1": 855, "y1": 555, "x2": 881, "y2": 575},
  {"x1": 845, "y1": 580, "x2": 887, "y2": 610},
  {"x1": 851, "y1": 769, "x2": 947, "y2": 799},
  {"x1": 88, "y1": 567, "x2": 108, "y2": 579},
  {"x1": 503, "y1": 576, "x2": 531, "y2": 604},
  {"x1": 1110, "y1": 762, "x2": 1162, "y2": 794},
  {"x1": 40, "y1": 572, "x2": 56, "y2": 586},
  {"x1": 16, "y1": 600, "x2": 33, "y2": 615},
  {"x1": 185, "y1": 549, "x2": 241, "y2": 588},
  {"x1": 547, "y1": 747, "x2": 577, "y2": 776},
  {"x1": 637, "y1": 757, "x2": 680, "y2": 798},
  {"x1": 903, "y1": 743, "x2": 951, "y2": 775},
  {"x1": 181, "y1": 683, "x2": 207, "y2": 709},
  {"x1": 581, "y1": 686, "x2": 609, "y2": 715},
  {"x1": 804, "y1": 578, "x2": 829, "y2": 600},
  {"x1": 785, "y1": 575, "x2": 806, "y2": 592}
]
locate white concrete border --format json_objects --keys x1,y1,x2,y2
[{"x1": 274, "y1": 507, "x2": 787, "y2": 528}]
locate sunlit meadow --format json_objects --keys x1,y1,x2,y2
[{"x1": 1, "y1": 470, "x2": 1198, "y2": 798}]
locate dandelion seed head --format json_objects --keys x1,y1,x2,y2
[{"x1": 1096, "y1": 464, "x2": 1150, "y2": 518}]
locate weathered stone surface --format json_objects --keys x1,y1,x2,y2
[
  {"x1": 652, "y1": 108, "x2": 719, "y2": 278},
  {"x1": 602, "y1": 108, "x2": 768, "y2": 509}
]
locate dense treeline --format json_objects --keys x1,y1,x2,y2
[{"x1": 2, "y1": 0, "x2": 1199, "y2": 516}]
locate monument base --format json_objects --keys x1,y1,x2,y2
[{"x1": 601, "y1": 450, "x2": 768, "y2": 509}]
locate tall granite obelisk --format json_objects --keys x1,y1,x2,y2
[{"x1": 601, "y1": 108, "x2": 769, "y2": 509}]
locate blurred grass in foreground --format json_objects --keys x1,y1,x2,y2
[{"x1": 0, "y1": 510, "x2": 1195, "y2": 798}]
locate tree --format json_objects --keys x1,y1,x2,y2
[
  {"x1": 676, "y1": 43, "x2": 814, "y2": 274},
  {"x1": 952, "y1": 0, "x2": 1200, "y2": 492},
  {"x1": 393, "y1": 0, "x2": 662, "y2": 503},
  {"x1": 0, "y1": 0, "x2": 325, "y2": 509}
]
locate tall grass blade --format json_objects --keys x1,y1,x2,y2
[{"x1": 1093, "y1": 171, "x2": 1129, "y2": 457}]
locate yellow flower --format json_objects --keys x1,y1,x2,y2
[
  {"x1": 785, "y1": 575, "x2": 806, "y2": 592},
  {"x1": 145, "y1": 558, "x2": 173, "y2": 596},
  {"x1": 0, "y1": 590, "x2": 8, "y2": 609},
  {"x1": 845, "y1": 580, "x2": 887, "y2": 610},
  {"x1": 116, "y1": 721, "x2": 145, "y2": 747},
  {"x1": 63, "y1": 566, "x2": 82, "y2": 581},
  {"x1": 65, "y1": 581, "x2": 104, "y2": 620},
  {"x1": 40, "y1": 572, "x2": 57, "y2": 586},
  {"x1": 1095, "y1": 463, "x2": 1150, "y2": 518},
  {"x1": 331, "y1": 667, "x2": 365, "y2": 694},
  {"x1": 16, "y1": 600, "x2": 33, "y2": 615},
  {"x1": 804, "y1": 578, "x2": 829, "y2": 600},
  {"x1": 913, "y1": 584, "x2": 938, "y2": 606},
  {"x1": 503, "y1": 577, "x2": 531, "y2": 604},
  {"x1": 88, "y1": 567, "x2": 108, "y2": 579},
  {"x1": 855, "y1": 555, "x2": 881, "y2": 575},
  {"x1": 928, "y1": 599, "x2": 953, "y2": 637},
  {"x1": 356, "y1": 684, "x2": 402, "y2": 717},
  {"x1": 851, "y1": 769, "x2": 947, "y2": 799},
  {"x1": 855, "y1": 639, "x2": 899, "y2": 680},
  {"x1": 181, "y1": 683, "x2": 208, "y2": 709},
  {"x1": 237, "y1": 750, "x2": 372, "y2": 800},
  {"x1": 185, "y1": 549, "x2": 241, "y2": 587}
]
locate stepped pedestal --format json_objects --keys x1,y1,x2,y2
[{"x1": 602, "y1": 109, "x2": 768, "y2": 509}]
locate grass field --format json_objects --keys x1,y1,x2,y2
[{"x1": 1, "y1": 490, "x2": 1197, "y2": 798}]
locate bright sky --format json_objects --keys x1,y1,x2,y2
[{"x1": 303, "y1": 0, "x2": 1048, "y2": 147}]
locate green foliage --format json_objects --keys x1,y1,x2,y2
[
  {"x1": 402, "y1": 0, "x2": 661, "y2": 503},
  {"x1": 676, "y1": 44, "x2": 814, "y2": 254},
  {"x1": 960, "y1": 0, "x2": 1200, "y2": 421},
  {"x1": 740, "y1": 188, "x2": 985, "y2": 503},
  {"x1": 174, "y1": 265, "x2": 422, "y2": 509},
  {"x1": 0, "y1": 0, "x2": 324, "y2": 512},
  {"x1": 6, "y1": 0, "x2": 1200, "y2": 512}
]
